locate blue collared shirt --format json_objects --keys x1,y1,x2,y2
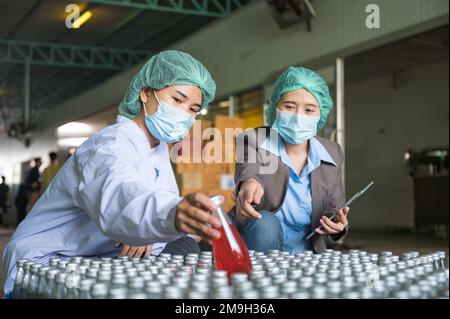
[{"x1": 260, "y1": 132, "x2": 336, "y2": 253}]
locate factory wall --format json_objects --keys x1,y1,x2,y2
[{"x1": 345, "y1": 59, "x2": 449, "y2": 231}]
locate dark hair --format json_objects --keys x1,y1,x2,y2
[
  {"x1": 34, "y1": 157, "x2": 42, "y2": 163},
  {"x1": 49, "y1": 152, "x2": 58, "y2": 161}
]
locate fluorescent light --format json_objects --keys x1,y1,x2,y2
[
  {"x1": 57, "y1": 122, "x2": 93, "y2": 137},
  {"x1": 57, "y1": 137, "x2": 88, "y2": 148},
  {"x1": 72, "y1": 11, "x2": 92, "y2": 29}
]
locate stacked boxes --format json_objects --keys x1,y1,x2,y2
[{"x1": 175, "y1": 116, "x2": 244, "y2": 212}]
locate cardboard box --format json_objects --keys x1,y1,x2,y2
[
  {"x1": 225, "y1": 163, "x2": 236, "y2": 174},
  {"x1": 214, "y1": 115, "x2": 244, "y2": 134},
  {"x1": 206, "y1": 188, "x2": 221, "y2": 197},
  {"x1": 179, "y1": 172, "x2": 203, "y2": 189},
  {"x1": 175, "y1": 162, "x2": 204, "y2": 174},
  {"x1": 201, "y1": 172, "x2": 222, "y2": 189},
  {"x1": 202, "y1": 162, "x2": 226, "y2": 173}
]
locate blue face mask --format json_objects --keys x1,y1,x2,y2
[
  {"x1": 272, "y1": 110, "x2": 319, "y2": 145},
  {"x1": 143, "y1": 91, "x2": 195, "y2": 143}
]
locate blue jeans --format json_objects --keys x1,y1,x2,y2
[{"x1": 240, "y1": 210, "x2": 283, "y2": 254}]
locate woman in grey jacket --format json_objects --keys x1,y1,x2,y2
[{"x1": 232, "y1": 67, "x2": 350, "y2": 254}]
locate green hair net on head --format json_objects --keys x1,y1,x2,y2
[
  {"x1": 265, "y1": 67, "x2": 333, "y2": 130},
  {"x1": 118, "y1": 50, "x2": 216, "y2": 119}
]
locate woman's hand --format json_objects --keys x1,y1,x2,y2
[
  {"x1": 114, "y1": 242, "x2": 152, "y2": 258},
  {"x1": 236, "y1": 178, "x2": 264, "y2": 219},
  {"x1": 315, "y1": 207, "x2": 350, "y2": 235},
  {"x1": 175, "y1": 193, "x2": 223, "y2": 244}
]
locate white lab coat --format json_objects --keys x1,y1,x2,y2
[{"x1": 3, "y1": 115, "x2": 182, "y2": 294}]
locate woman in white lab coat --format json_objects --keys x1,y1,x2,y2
[{"x1": 3, "y1": 50, "x2": 223, "y2": 297}]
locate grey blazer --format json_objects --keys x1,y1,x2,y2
[{"x1": 230, "y1": 127, "x2": 348, "y2": 253}]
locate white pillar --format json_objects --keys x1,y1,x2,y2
[
  {"x1": 336, "y1": 57, "x2": 345, "y2": 189},
  {"x1": 228, "y1": 94, "x2": 236, "y2": 117}
]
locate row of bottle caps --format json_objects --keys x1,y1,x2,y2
[{"x1": 11, "y1": 249, "x2": 449, "y2": 299}]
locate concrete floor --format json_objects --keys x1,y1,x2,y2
[{"x1": 0, "y1": 226, "x2": 448, "y2": 299}]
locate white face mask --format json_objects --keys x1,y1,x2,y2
[
  {"x1": 272, "y1": 110, "x2": 320, "y2": 144},
  {"x1": 143, "y1": 90, "x2": 194, "y2": 143}
]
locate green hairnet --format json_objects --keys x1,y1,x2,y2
[
  {"x1": 265, "y1": 67, "x2": 333, "y2": 130},
  {"x1": 118, "y1": 50, "x2": 216, "y2": 119}
]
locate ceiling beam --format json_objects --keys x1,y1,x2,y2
[
  {"x1": 0, "y1": 38, "x2": 152, "y2": 70},
  {"x1": 31, "y1": 10, "x2": 149, "y2": 109},
  {"x1": 0, "y1": 3, "x2": 97, "y2": 90},
  {"x1": 88, "y1": 0, "x2": 244, "y2": 18},
  {"x1": 0, "y1": 9, "x2": 148, "y2": 128}
]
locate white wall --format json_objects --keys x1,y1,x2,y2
[{"x1": 346, "y1": 59, "x2": 449, "y2": 230}]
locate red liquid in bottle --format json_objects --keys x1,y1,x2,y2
[{"x1": 212, "y1": 223, "x2": 253, "y2": 278}]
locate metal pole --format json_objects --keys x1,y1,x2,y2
[
  {"x1": 228, "y1": 94, "x2": 235, "y2": 117},
  {"x1": 336, "y1": 57, "x2": 345, "y2": 189},
  {"x1": 24, "y1": 62, "x2": 30, "y2": 130}
]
